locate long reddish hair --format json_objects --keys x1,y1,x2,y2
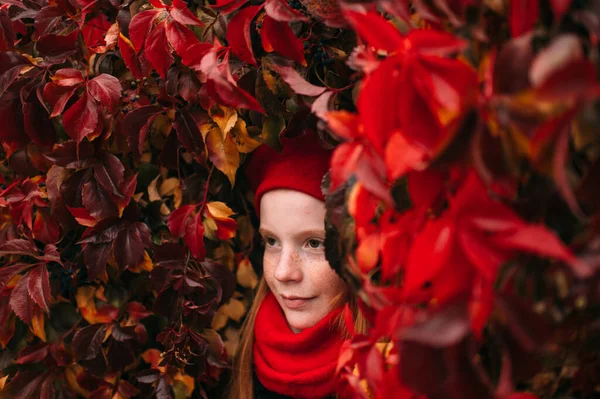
[{"x1": 226, "y1": 276, "x2": 367, "y2": 399}]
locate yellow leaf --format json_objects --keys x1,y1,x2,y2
[
  {"x1": 159, "y1": 177, "x2": 180, "y2": 196},
  {"x1": 219, "y1": 298, "x2": 246, "y2": 322},
  {"x1": 236, "y1": 258, "x2": 258, "y2": 289},
  {"x1": 206, "y1": 201, "x2": 235, "y2": 218},
  {"x1": 66, "y1": 364, "x2": 92, "y2": 397},
  {"x1": 0, "y1": 375, "x2": 8, "y2": 390},
  {"x1": 209, "y1": 105, "x2": 238, "y2": 138},
  {"x1": 230, "y1": 119, "x2": 262, "y2": 153},
  {"x1": 148, "y1": 175, "x2": 161, "y2": 202},
  {"x1": 224, "y1": 326, "x2": 240, "y2": 357},
  {"x1": 206, "y1": 126, "x2": 240, "y2": 186},
  {"x1": 31, "y1": 309, "x2": 46, "y2": 342},
  {"x1": 211, "y1": 311, "x2": 229, "y2": 331},
  {"x1": 128, "y1": 250, "x2": 154, "y2": 273},
  {"x1": 260, "y1": 115, "x2": 285, "y2": 152},
  {"x1": 202, "y1": 216, "x2": 218, "y2": 240},
  {"x1": 173, "y1": 372, "x2": 195, "y2": 399},
  {"x1": 213, "y1": 243, "x2": 235, "y2": 271}
]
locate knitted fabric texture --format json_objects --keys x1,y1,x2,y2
[
  {"x1": 245, "y1": 131, "x2": 332, "y2": 212},
  {"x1": 253, "y1": 291, "x2": 346, "y2": 399}
]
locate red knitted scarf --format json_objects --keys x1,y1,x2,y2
[{"x1": 253, "y1": 292, "x2": 346, "y2": 399}]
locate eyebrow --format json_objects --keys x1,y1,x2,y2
[{"x1": 258, "y1": 227, "x2": 325, "y2": 239}]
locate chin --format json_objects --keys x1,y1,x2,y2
[{"x1": 284, "y1": 310, "x2": 324, "y2": 331}]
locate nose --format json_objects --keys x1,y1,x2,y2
[{"x1": 274, "y1": 245, "x2": 303, "y2": 283}]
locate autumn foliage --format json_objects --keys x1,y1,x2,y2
[{"x1": 0, "y1": 0, "x2": 599, "y2": 398}]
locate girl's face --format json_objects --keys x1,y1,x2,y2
[{"x1": 259, "y1": 189, "x2": 346, "y2": 332}]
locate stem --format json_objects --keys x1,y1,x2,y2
[{"x1": 200, "y1": 165, "x2": 215, "y2": 209}]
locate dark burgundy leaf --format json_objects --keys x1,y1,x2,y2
[
  {"x1": 72, "y1": 323, "x2": 107, "y2": 361},
  {"x1": 84, "y1": 243, "x2": 112, "y2": 281},
  {"x1": 226, "y1": 5, "x2": 262, "y2": 66},
  {"x1": 550, "y1": 0, "x2": 572, "y2": 21},
  {"x1": 82, "y1": 178, "x2": 118, "y2": 220},
  {"x1": 0, "y1": 52, "x2": 30, "y2": 98},
  {"x1": 144, "y1": 22, "x2": 173, "y2": 79},
  {"x1": 87, "y1": 74, "x2": 122, "y2": 112},
  {"x1": 106, "y1": 339, "x2": 135, "y2": 370},
  {"x1": 114, "y1": 224, "x2": 145, "y2": 268},
  {"x1": 174, "y1": 108, "x2": 204, "y2": 159},
  {"x1": 23, "y1": 94, "x2": 56, "y2": 148},
  {"x1": 94, "y1": 152, "x2": 125, "y2": 198},
  {"x1": 121, "y1": 105, "x2": 162, "y2": 155},
  {"x1": 9, "y1": 273, "x2": 34, "y2": 324},
  {"x1": 203, "y1": 261, "x2": 235, "y2": 304},
  {"x1": 136, "y1": 369, "x2": 160, "y2": 384},
  {"x1": 36, "y1": 29, "x2": 80, "y2": 58},
  {"x1": 0, "y1": 9, "x2": 16, "y2": 51},
  {"x1": 62, "y1": 91, "x2": 99, "y2": 143},
  {"x1": 398, "y1": 301, "x2": 470, "y2": 347},
  {"x1": 27, "y1": 265, "x2": 51, "y2": 313},
  {"x1": 16, "y1": 343, "x2": 49, "y2": 364}
]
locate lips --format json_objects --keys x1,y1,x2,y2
[{"x1": 281, "y1": 295, "x2": 315, "y2": 309}]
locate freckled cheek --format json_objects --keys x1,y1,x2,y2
[
  {"x1": 306, "y1": 260, "x2": 344, "y2": 295},
  {"x1": 262, "y1": 254, "x2": 279, "y2": 287}
]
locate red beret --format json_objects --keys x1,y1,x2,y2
[{"x1": 245, "y1": 130, "x2": 333, "y2": 212}]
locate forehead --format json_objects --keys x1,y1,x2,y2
[{"x1": 259, "y1": 189, "x2": 326, "y2": 232}]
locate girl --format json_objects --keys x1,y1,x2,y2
[{"x1": 227, "y1": 131, "x2": 365, "y2": 399}]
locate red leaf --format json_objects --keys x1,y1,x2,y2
[
  {"x1": 66, "y1": 205, "x2": 98, "y2": 227},
  {"x1": 264, "y1": 0, "x2": 309, "y2": 22},
  {"x1": 404, "y1": 216, "x2": 455, "y2": 295},
  {"x1": 43, "y1": 82, "x2": 78, "y2": 117},
  {"x1": 343, "y1": 10, "x2": 404, "y2": 53},
  {"x1": 509, "y1": 0, "x2": 540, "y2": 37},
  {"x1": 87, "y1": 74, "x2": 122, "y2": 112},
  {"x1": 126, "y1": 301, "x2": 152, "y2": 320},
  {"x1": 0, "y1": 239, "x2": 38, "y2": 256},
  {"x1": 405, "y1": 29, "x2": 467, "y2": 56},
  {"x1": 32, "y1": 210, "x2": 60, "y2": 244},
  {"x1": 129, "y1": 9, "x2": 163, "y2": 52},
  {"x1": 549, "y1": 0, "x2": 572, "y2": 21},
  {"x1": 529, "y1": 34, "x2": 582, "y2": 88},
  {"x1": 210, "y1": 0, "x2": 248, "y2": 14},
  {"x1": 118, "y1": 34, "x2": 144, "y2": 78},
  {"x1": 168, "y1": 204, "x2": 196, "y2": 237},
  {"x1": 50, "y1": 68, "x2": 84, "y2": 87},
  {"x1": 399, "y1": 301, "x2": 470, "y2": 347},
  {"x1": 184, "y1": 212, "x2": 206, "y2": 260},
  {"x1": 144, "y1": 22, "x2": 174, "y2": 78},
  {"x1": 72, "y1": 323, "x2": 107, "y2": 361},
  {"x1": 384, "y1": 132, "x2": 429, "y2": 181},
  {"x1": 269, "y1": 63, "x2": 326, "y2": 96},
  {"x1": 165, "y1": 20, "x2": 202, "y2": 65},
  {"x1": 261, "y1": 15, "x2": 306, "y2": 66},
  {"x1": 226, "y1": 5, "x2": 262, "y2": 66},
  {"x1": 200, "y1": 49, "x2": 265, "y2": 113},
  {"x1": 553, "y1": 121, "x2": 586, "y2": 219},
  {"x1": 170, "y1": 0, "x2": 204, "y2": 26},
  {"x1": 494, "y1": 225, "x2": 592, "y2": 278},
  {"x1": 9, "y1": 274, "x2": 34, "y2": 324},
  {"x1": 62, "y1": 91, "x2": 99, "y2": 143},
  {"x1": 0, "y1": 264, "x2": 30, "y2": 291}
]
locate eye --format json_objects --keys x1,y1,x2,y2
[
  {"x1": 306, "y1": 238, "x2": 324, "y2": 250},
  {"x1": 263, "y1": 236, "x2": 278, "y2": 247}
]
